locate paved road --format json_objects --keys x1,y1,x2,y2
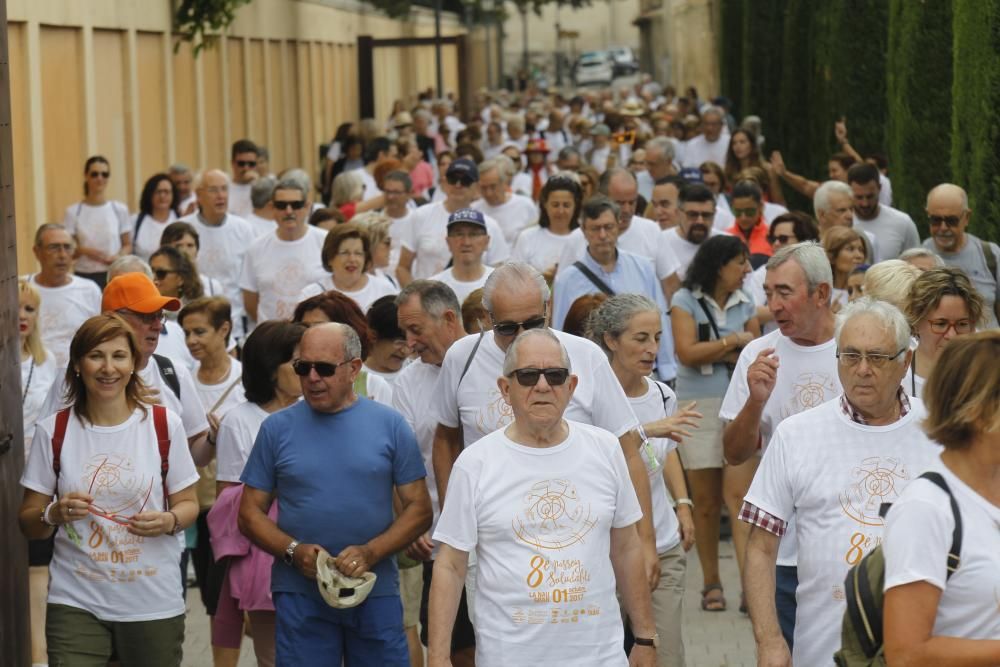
[{"x1": 181, "y1": 536, "x2": 755, "y2": 666}]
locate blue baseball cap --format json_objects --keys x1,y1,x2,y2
[
  {"x1": 447, "y1": 208, "x2": 487, "y2": 229},
  {"x1": 679, "y1": 167, "x2": 704, "y2": 183},
  {"x1": 445, "y1": 158, "x2": 479, "y2": 182}
]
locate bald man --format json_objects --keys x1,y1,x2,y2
[{"x1": 922, "y1": 183, "x2": 1000, "y2": 328}]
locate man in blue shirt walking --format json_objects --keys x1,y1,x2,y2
[{"x1": 239, "y1": 322, "x2": 431, "y2": 665}]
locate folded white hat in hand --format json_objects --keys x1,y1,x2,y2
[{"x1": 316, "y1": 548, "x2": 377, "y2": 609}]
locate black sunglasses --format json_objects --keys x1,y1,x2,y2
[
  {"x1": 153, "y1": 269, "x2": 177, "y2": 281},
  {"x1": 275, "y1": 200, "x2": 307, "y2": 211},
  {"x1": 928, "y1": 214, "x2": 961, "y2": 228},
  {"x1": 768, "y1": 234, "x2": 797, "y2": 245},
  {"x1": 447, "y1": 174, "x2": 475, "y2": 187},
  {"x1": 508, "y1": 367, "x2": 570, "y2": 387},
  {"x1": 492, "y1": 316, "x2": 546, "y2": 337},
  {"x1": 89, "y1": 171, "x2": 110, "y2": 178},
  {"x1": 292, "y1": 359, "x2": 351, "y2": 377},
  {"x1": 236, "y1": 160, "x2": 257, "y2": 168}
]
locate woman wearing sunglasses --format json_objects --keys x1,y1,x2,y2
[
  {"x1": 62, "y1": 156, "x2": 132, "y2": 289},
  {"x1": 904, "y1": 267, "x2": 984, "y2": 398},
  {"x1": 589, "y1": 294, "x2": 700, "y2": 667},
  {"x1": 18, "y1": 314, "x2": 199, "y2": 666},
  {"x1": 150, "y1": 245, "x2": 205, "y2": 311},
  {"x1": 212, "y1": 320, "x2": 305, "y2": 666}
]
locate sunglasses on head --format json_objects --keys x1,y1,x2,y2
[
  {"x1": 236, "y1": 160, "x2": 257, "y2": 168},
  {"x1": 492, "y1": 316, "x2": 546, "y2": 337},
  {"x1": 275, "y1": 200, "x2": 307, "y2": 211},
  {"x1": 292, "y1": 359, "x2": 351, "y2": 377},
  {"x1": 508, "y1": 367, "x2": 570, "y2": 387},
  {"x1": 447, "y1": 174, "x2": 475, "y2": 187}
]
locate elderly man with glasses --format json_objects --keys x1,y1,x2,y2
[
  {"x1": 428, "y1": 328, "x2": 658, "y2": 667},
  {"x1": 429, "y1": 262, "x2": 664, "y2": 611},
  {"x1": 239, "y1": 322, "x2": 431, "y2": 666},
  {"x1": 741, "y1": 298, "x2": 941, "y2": 667}
]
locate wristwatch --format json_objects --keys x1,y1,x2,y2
[
  {"x1": 633, "y1": 633, "x2": 660, "y2": 649},
  {"x1": 283, "y1": 539, "x2": 300, "y2": 566}
]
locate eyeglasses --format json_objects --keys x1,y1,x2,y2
[
  {"x1": 732, "y1": 207, "x2": 759, "y2": 217},
  {"x1": 87, "y1": 464, "x2": 152, "y2": 526},
  {"x1": 274, "y1": 200, "x2": 307, "y2": 211},
  {"x1": 928, "y1": 214, "x2": 961, "y2": 228},
  {"x1": 684, "y1": 210, "x2": 714, "y2": 221},
  {"x1": 118, "y1": 309, "x2": 165, "y2": 326},
  {"x1": 507, "y1": 367, "x2": 570, "y2": 387},
  {"x1": 292, "y1": 359, "x2": 352, "y2": 377},
  {"x1": 88, "y1": 171, "x2": 110, "y2": 179},
  {"x1": 492, "y1": 316, "x2": 546, "y2": 337},
  {"x1": 152, "y1": 269, "x2": 178, "y2": 281},
  {"x1": 836, "y1": 348, "x2": 907, "y2": 368},
  {"x1": 235, "y1": 160, "x2": 257, "y2": 168},
  {"x1": 769, "y1": 234, "x2": 798, "y2": 245},
  {"x1": 926, "y1": 319, "x2": 973, "y2": 335},
  {"x1": 447, "y1": 174, "x2": 475, "y2": 187}
]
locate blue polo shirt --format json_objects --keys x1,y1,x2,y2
[{"x1": 241, "y1": 397, "x2": 425, "y2": 600}]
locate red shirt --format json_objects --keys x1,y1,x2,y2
[{"x1": 726, "y1": 218, "x2": 773, "y2": 257}]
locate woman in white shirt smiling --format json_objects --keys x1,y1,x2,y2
[
  {"x1": 18, "y1": 313, "x2": 199, "y2": 666},
  {"x1": 883, "y1": 331, "x2": 1000, "y2": 666}
]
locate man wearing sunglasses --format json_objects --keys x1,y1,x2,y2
[
  {"x1": 922, "y1": 183, "x2": 1000, "y2": 328},
  {"x1": 239, "y1": 322, "x2": 430, "y2": 665},
  {"x1": 430, "y1": 262, "x2": 662, "y2": 596},
  {"x1": 397, "y1": 158, "x2": 510, "y2": 286},
  {"x1": 180, "y1": 169, "x2": 256, "y2": 341},
  {"x1": 742, "y1": 298, "x2": 939, "y2": 667},
  {"x1": 848, "y1": 163, "x2": 919, "y2": 263},
  {"x1": 240, "y1": 178, "x2": 328, "y2": 324},
  {"x1": 228, "y1": 138, "x2": 260, "y2": 218},
  {"x1": 429, "y1": 329, "x2": 658, "y2": 666}
]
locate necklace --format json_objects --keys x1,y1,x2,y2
[{"x1": 22, "y1": 358, "x2": 35, "y2": 406}]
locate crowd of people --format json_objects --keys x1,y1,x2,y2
[{"x1": 15, "y1": 78, "x2": 1000, "y2": 667}]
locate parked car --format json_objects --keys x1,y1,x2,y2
[
  {"x1": 575, "y1": 51, "x2": 614, "y2": 87},
  {"x1": 608, "y1": 46, "x2": 639, "y2": 76}
]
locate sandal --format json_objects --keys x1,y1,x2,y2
[{"x1": 701, "y1": 583, "x2": 727, "y2": 612}]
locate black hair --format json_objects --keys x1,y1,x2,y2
[
  {"x1": 241, "y1": 321, "x2": 306, "y2": 405},
  {"x1": 731, "y1": 179, "x2": 762, "y2": 203},
  {"x1": 581, "y1": 194, "x2": 620, "y2": 224},
  {"x1": 364, "y1": 137, "x2": 392, "y2": 164},
  {"x1": 366, "y1": 295, "x2": 404, "y2": 341},
  {"x1": 83, "y1": 155, "x2": 109, "y2": 195},
  {"x1": 138, "y1": 173, "x2": 180, "y2": 218},
  {"x1": 683, "y1": 235, "x2": 749, "y2": 294},
  {"x1": 538, "y1": 174, "x2": 583, "y2": 230},
  {"x1": 231, "y1": 138, "x2": 259, "y2": 159},
  {"x1": 678, "y1": 182, "x2": 715, "y2": 205},
  {"x1": 768, "y1": 211, "x2": 820, "y2": 243},
  {"x1": 846, "y1": 162, "x2": 880, "y2": 186}
]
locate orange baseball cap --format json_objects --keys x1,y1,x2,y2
[{"x1": 102, "y1": 273, "x2": 181, "y2": 314}]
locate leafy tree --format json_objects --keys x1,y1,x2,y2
[{"x1": 174, "y1": 0, "x2": 254, "y2": 54}]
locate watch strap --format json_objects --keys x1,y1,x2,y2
[{"x1": 284, "y1": 539, "x2": 300, "y2": 566}]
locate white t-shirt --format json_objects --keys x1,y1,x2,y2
[
  {"x1": 228, "y1": 182, "x2": 253, "y2": 219},
  {"x1": 131, "y1": 211, "x2": 178, "y2": 261},
  {"x1": 356, "y1": 168, "x2": 383, "y2": 202},
  {"x1": 556, "y1": 216, "x2": 680, "y2": 281},
  {"x1": 431, "y1": 330, "x2": 638, "y2": 448},
  {"x1": 902, "y1": 365, "x2": 926, "y2": 399},
  {"x1": 63, "y1": 201, "x2": 131, "y2": 274},
  {"x1": 360, "y1": 370, "x2": 393, "y2": 406},
  {"x1": 40, "y1": 358, "x2": 209, "y2": 440},
  {"x1": 510, "y1": 225, "x2": 574, "y2": 274},
  {"x1": 386, "y1": 210, "x2": 412, "y2": 276},
  {"x1": 157, "y1": 320, "x2": 196, "y2": 370},
  {"x1": 26, "y1": 274, "x2": 102, "y2": 367},
  {"x1": 679, "y1": 133, "x2": 729, "y2": 169},
  {"x1": 433, "y1": 421, "x2": 642, "y2": 666},
  {"x1": 215, "y1": 401, "x2": 269, "y2": 484},
  {"x1": 510, "y1": 170, "x2": 548, "y2": 199},
  {"x1": 239, "y1": 226, "x2": 329, "y2": 323},
  {"x1": 744, "y1": 399, "x2": 941, "y2": 667},
  {"x1": 181, "y1": 213, "x2": 256, "y2": 330},
  {"x1": 245, "y1": 211, "x2": 276, "y2": 239},
  {"x1": 853, "y1": 205, "x2": 920, "y2": 262},
  {"x1": 22, "y1": 351, "x2": 59, "y2": 458},
  {"x1": 473, "y1": 195, "x2": 538, "y2": 245},
  {"x1": 430, "y1": 266, "x2": 495, "y2": 306},
  {"x1": 630, "y1": 378, "x2": 681, "y2": 554},
  {"x1": 763, "y1": 202, "x2": 789, "y2": 225},
  {"x1": 298, "y1": 272, "x2": 399, "y2": 313},
  {"x1": 884, "y1": 459, "x2": 1000, "y2": 642},
  {"x1": 401, "y1": 201, "x2": 511, "y2": 280},
  {"x1": 660, "y1": 226, "x2": 722, "y2": 280},
  {"x1": 714, "y1": 206, "x2": 735, "y2": 231},
  {"x1": 20, "y1": 407, "x2": 200, "y2": 621},
  {"x1": 192, "y1": 359, "x2": 245, "y2": 421},
  {"x1": 392, "y1": 360, "x2": 443, "y2": 539}
]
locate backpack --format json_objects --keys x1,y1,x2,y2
[
  {"x1": 51, "y1": 404, "x2": 171, "y2": 502},
  {"x1": 152, "y1": 354, "x2": 181, "y2": 400},
  {"x1": 833, "y1": 471, "x2": 962, "y2": 667}
]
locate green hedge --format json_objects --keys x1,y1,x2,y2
[
  {"x1": 739, "y1": 0, "x2": 786, "y2": 143},
  {"x1": 951, "y1": 0, "x2": 1000, "y2": 242},
  {"x1": 886, "y1": 0, "x2": 953, "y2": 234},
  {"x1": 718, "y1": 0, "x2": 744, "y2": 116}
]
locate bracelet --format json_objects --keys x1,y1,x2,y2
[
  {"x1": 721, "y1": 336, "x2": 729, "y2": 349},
  {"x1": 676, "y1": 498, "x2": 694, "y2": 508},
  {"x1": 168, "y1": 510, "x2": 181, "y2": 536},
  {"x1": 42, "y1": 501, "x2": 57, "y2": 526}
]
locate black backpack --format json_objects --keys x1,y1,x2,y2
[{"x1": 833, "y1": 471, "x2": 962, "y2": 666}]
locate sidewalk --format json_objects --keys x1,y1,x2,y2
[{"x1": 182, "y1": 538, "x2": 756, "y2": 666}]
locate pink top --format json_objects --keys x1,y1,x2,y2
[
  {"x1": 410, "y1": 161, "x2": 435, "y2": 197},
  {"x1": 207, "y1": 484, "x2": 278, "y2": 611}
]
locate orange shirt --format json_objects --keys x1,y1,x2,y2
[{"x1": 727, "y1": 218, "x2": 773, "y2": 257}]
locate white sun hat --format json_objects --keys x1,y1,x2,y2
[{"x1": 316, "y1": 548, "x2": 377, "y2": 609}]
